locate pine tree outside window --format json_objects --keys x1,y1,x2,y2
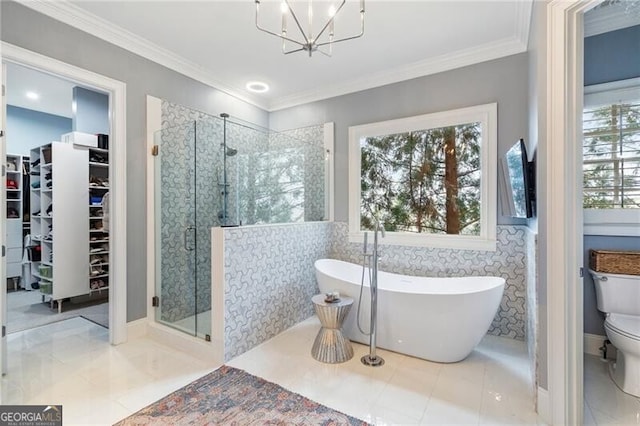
[
  {"x1": 583, "y1": 103, "x2": 640, "y2": 208},
  {"x1": 348, "y1": 103, "x2": 497, "y2": 250},
  {"x1": 583, "y1": 79, "x2": 640, "y2": 236}
]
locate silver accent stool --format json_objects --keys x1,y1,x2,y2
[{"x1": 311, "y1": 294, "x2": 354, "y2": 363}]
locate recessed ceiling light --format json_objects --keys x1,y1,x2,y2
[
  {"x1": 246, "y1": 81, "x2": 269, "y2": 93},
  {"x1": 26, "y1": 91, "x2": 40, "y2": 100}
]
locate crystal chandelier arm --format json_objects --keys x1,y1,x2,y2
[
  {"x1": 313, "y1": 0, "x2": 346, "y2": 44},
  {"x1": 255, "y1": 0, "x2": 306, "y2": 47},
  {"x1": 316, "y1": 2, "x2": 364, "y2": 48}
]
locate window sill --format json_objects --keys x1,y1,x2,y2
[
  {"x1": 583, "y1": 209, "x2": 640, "y2": 237},
  {"x1": 348, "y1": 231, "x2": 497, "y2": 252}
]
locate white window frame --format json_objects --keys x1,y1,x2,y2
[
  {"x1": 583, "y1": 78, "x2": 640, "y2": 237},
  {"x1": 348, "y1": 103, "x2": 497, "y2": 251}
]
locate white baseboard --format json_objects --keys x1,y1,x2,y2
[
  {"x1": 584, "y1": 333, "x2": 606, "y2": 357},
  {"x1": 126, "y1": 318, "x2": 148, "y2": 340},
  {"x1": 537, "y1": 386, "x2": 550, "y2": 425}
]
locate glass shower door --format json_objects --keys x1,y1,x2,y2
[{"x1": 154, "y1": 122, "x2": 198, "y2": 336}]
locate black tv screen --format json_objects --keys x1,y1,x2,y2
[{"x1": 504, "y1": 139, "x2": 535, "y2": 218}]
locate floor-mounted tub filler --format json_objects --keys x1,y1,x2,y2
[{"x1": 314, "y1": 258, "x2": 505, "y2": 363}]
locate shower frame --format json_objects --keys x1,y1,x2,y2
[{"x1": 146, "y1": 96, "x2": 335, "y2": 346}]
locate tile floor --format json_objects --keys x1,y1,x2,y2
[
  {"x1": 2, "y1": 316, "x2": 638, "y2": 425},
  {"x1": 1, "y1": 317, "x2": 219, "y2": 425},
  {"x1": 7, "y1": 289, "x2": 108, "y2": 333},
  {"x1": 228, "y1": 317, "x2": 543, "y2": 425},
  {"x1": 583, "y1": 354, "x2": 640, "y2": 425}
]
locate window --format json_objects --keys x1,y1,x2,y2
[
  {"x1": 583, "y1": 79, "x2": 640, "y2": 236},
  {"x1": 348, "y1": 103, "x2": 497, "y2": 250}
]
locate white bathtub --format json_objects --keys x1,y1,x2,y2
[{"x1": 314, "y1": 259, "x2": 505, "y2": 363}]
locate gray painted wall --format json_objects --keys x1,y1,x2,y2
[
  {"x1": 583, "y1": 236, "x2": 640, "y2": 336},
  {"x1": 6, "y1": 105, "x2": 72, "y2": 155},
  {"x1": 1, "y1": 1, "x2": 269, "y2": 322},
  {"x1": 72, "y1": 86, "x2": 109, "y2": 135},
  {"x1": 269, "y1": 53, "x2": 530, "y2": 226}
]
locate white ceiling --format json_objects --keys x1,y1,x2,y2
[
  {"x1": 18, "y1": 0, "x2": 533, "y2": 111},
  {"x1": 6, "y1": 2, "x2": 636, "y2": 118},
  {"x1": 6, "y1": 62, "x2": 76, "y2": 118}
]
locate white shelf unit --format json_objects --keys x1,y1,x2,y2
[
  {"x1": 6, "y1": 154, "x2": 24, "y2": 282},
  {"x1": 89, "y1": 146, "x2": 109, "y2": 292},
  {"x1": 30, "y1": 142, "x2": 90, "y2": 311}
]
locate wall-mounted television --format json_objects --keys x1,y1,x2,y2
[{"x1": 502, "y1": 139, "x2": 536, "y2": 218}]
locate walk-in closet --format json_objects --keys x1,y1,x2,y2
[{"x1": 4, "y1": 63, "x2": 111, "y2": 332}]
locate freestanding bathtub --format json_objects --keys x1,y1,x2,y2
[{"x1": 314, "y1": 259, "x2": 505, "y2": 363}]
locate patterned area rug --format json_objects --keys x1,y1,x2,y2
[{"x1": 114, "y1": 365, "x2": 369, "y2": 425}]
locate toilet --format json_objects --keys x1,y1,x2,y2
[{"x1": 591, "y1": 269, "x2": 640, "y2": 397}]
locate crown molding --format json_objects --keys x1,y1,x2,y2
[
  {"x1": 16, "y1": 0, "x2": 533, "y2": 113},
  {"x1": 584, "y1": 2, "x2": 640, "y2": 37},
  {"x1": 515, "y1": 0, "x2": 533, "y2": 49},
  {"x1": 268, "y1": 1, "x2": 533, "y2": 111},
  {"x1": 268, "y1": 36, "x2": 527, "y2": 111},
  {"x1": 15, "y1": 0, "x2": 270, "y2": 111}
]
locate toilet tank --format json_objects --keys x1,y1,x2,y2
[{"x1": 590, "y1": 270, "x2": 640, "y2": 315}]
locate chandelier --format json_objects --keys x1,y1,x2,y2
[{"x1": 255, "y1": 0, "x2": 365, "y2": 57}]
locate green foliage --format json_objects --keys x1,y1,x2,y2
[
  {"x1": 583, "y1": 102, "x2": 640, "y2": 209},
  {"x1": 360, "y1": 123, "x2": 481, "y2": 235}
]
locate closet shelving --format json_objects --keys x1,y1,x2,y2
[
  {"x1": 88, "y1": 146, "x2": 109, "y2": 292},
  {"x1": 30, "y1": 142, "x2": 89, "y2": 312},
  {"x1": 22, "y1": 157, "x2": 31, "y2": 234},
  {"x1": 6, "y1": 154, "x2": 24, "y2": 285}
]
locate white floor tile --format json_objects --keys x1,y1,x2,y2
[
  {"x1": 5, "y1": 317, "x2": 221, "y2": 426},
  {"x1": 5, "y1": 315, "x2": 547, "y2": 426}
]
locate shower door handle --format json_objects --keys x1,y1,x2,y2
[{"x1": 184, "y1": 226, "x2": 196, "y2": 251}]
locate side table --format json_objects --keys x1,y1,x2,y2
[{"x1": 311, "y1": 294, "x2": 354, "y2": 363}]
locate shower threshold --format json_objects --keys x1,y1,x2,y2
[{"x1": 161, "y1": 309, "x2": 211, "y2": 340}]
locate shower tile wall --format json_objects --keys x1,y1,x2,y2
[
  {"x1": 223, "y1": 222, "x2": 332, "y2": 361},
  {"x1": 158, "y1": 122, "x2": 197, "y2": 323},
  {"x1": 224, "y1": 121, "x2": 268, "y2": 225},
  {"x1": 526, "y1": 228, "x2": 538, "y2": 395},
  {"x1": 160, "y1": 100, "x2": 326, "y2": 326},
  {"x1": 330, "y1": 223, "x2": 528, "y2": 340},
  {"x1": 160, "y1": 101, "x2": 222, "y2": 323},
  {"x1": 236, "y1": 125, "x2": 325, "y2": 225},
  {"x1": 275, "y1": 125, "x2": 325, "y2": 222}
]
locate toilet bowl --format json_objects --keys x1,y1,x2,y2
[
  {"x1": 591, "y1": 270, "x2": 640, "y2": 398},
  {"x1": 604, "y1": 313, "x2": 640, "y2": 397}
]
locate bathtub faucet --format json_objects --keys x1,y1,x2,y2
[{"x1": 361, "y1": 220, "x2": 385, "y2": 367}]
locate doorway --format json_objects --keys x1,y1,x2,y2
[
  {"x1": 4, "y1": 62, "x2": 111, "y2": 333},
  {"x1": 1, "y1": 42, "x2": 127, "y2": 376},
  {"x1": 543, "y1": 0, "x2": 635, "y2": 424},
  {"x1": 581, "y1": 3, "x2": 640, "y2": 423}
]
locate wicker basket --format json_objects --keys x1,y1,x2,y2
[{"x1": 589, "y1": 250, "x2": 640, "y2": 276}]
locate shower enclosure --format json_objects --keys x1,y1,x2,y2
[{"x1": 153, "y1": 113, "x2": 326, "y2": 339}]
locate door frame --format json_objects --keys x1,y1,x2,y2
[
  {"x1": 1, "y1": 42, "x2": 127, "y2": 348},
  {"x1": 545, "y1": 0, "x2": 600, "y2": 424},
  {"x1": 1, "y1": 63, "x2": 7, "y2": 374}
]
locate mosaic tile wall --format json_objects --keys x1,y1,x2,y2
[
  {"x1": 159, "y1": 101, "x2": 326, "y2": 325},
  {"x1": 329, "y1": 223, "x2": 528, "y2": 340},
  {"x1": 276, "y1": 125, "x2": 326, "y2": 222},
  {"x1": 160, "y1": 102, "x2": 222, "y2": 323},
  {"x1": 526, "y1": 228, "x2": 539, "y2": 397},
  {"x1": 223, "y1": 222, "x2": 332, "y2": 361}
]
